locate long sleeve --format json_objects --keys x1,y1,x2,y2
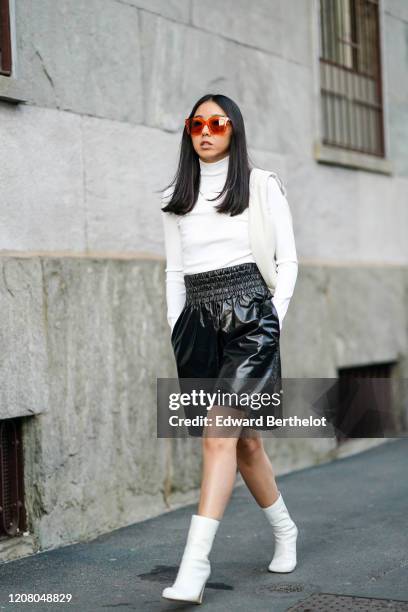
[
  {"x1": 266, "y1": 175, "x2": 298, "y2": 331},
  {"x1": 161, "y1": 208, "x2": 186, "y2": 332}
]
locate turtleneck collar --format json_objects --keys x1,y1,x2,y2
[{"x1": 199, "y1": 154, "x2": 229, "y2": 176}]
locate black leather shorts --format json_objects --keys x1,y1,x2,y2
[{"x1": 171, "y1": 262, "x2": 283, "y2": 432}]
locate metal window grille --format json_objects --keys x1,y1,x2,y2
[
  {"x1": 335, "y1": 362, "x2": 394, "y2": 440},
  {"x1": 319, "y1": 0, "x2": 385, "y2": 157},
  {"x1": 0, "y1": 418, "x2": 27, "y2": 537},
  {"x1": 0, "y1": 0, "x2": 12, "y2": 76}
]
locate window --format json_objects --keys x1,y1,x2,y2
[
  {"x1": 319, "y1": 0, "x2": 384, "y2": 157},
  {"x1": 335, "y1": 362, "x2": 395, "y2": 441},
  {"x1": 0, "y1": 418, "x2": 27, "y2": 538},
  {"x1": 0, "y1": 0, "x2": 12, "y2": 76}
]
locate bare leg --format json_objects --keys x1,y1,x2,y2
[
  {"x1": 197, "y1": 437, "x2": 238, "y2": 519},
  {"x1": 236, "y1": 435, "x2": 280, "y2": 508},
  {"x1": 197, "y1": 405, "x2": 243, "y2": 520}
]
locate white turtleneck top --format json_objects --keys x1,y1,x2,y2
[{"x1": 161, "y1": 154, "x2": 298, "y2": 332}]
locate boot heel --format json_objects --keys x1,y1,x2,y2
[{"x1": 197, "y1": 584, "x2": 205, "y2": 604}]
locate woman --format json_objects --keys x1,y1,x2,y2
[{"x1": 160, "y1": 94, "x2": 299, "y2": 605}]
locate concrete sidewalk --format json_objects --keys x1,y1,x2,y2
[{"x1": 1, "y1": 438, "x2": 407, "y2": 611}]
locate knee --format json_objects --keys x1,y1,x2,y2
[
  {"x1": 237, "y1": 437, "x2": 263, "y2": 463},
  {"x1": 202, "y1": 437, "x2": 238, "y2": 455}
]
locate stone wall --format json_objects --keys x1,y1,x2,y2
[{"x1": 0, "y1": 255, "x2": 406, "y2": 560}]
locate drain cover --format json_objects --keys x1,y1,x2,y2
[
  {"x1": 256, "y1": 582, "x2": 304, "y2": 594},
  {"x1": 286, "y1": 593, "x2": 408, "y2": 611}
]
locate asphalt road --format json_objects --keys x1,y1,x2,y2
[{"x1": 1, "y1": 438, "x2": 407, "y2": 611}]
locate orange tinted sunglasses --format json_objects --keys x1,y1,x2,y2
[{"x1": 185, "y1": 115, "x2": 232, "y2": 136}]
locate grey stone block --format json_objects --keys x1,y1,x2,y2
[
  {"x1": 0, "y1": 257, "x2": 48, "y2": 419},
  {"x1": 18, "y1": 256, "x2": 174, "y2": 551},
  {"x1": 14, "y1": 0, "x2": 143, "y2": 122},
  {"x1": 0, "y1": 104, "x2": 86, "y2": 251},
  {"x1": 383, "y1": 14, "x2": 408, "y2": 176},
  {"x1": 384, "y1": 0, "x2": 408, "y2": 23},
  {"x1": 119, "y1": 0, "x2": 191, "y2": 23},
  {"x1": 81, "y1": 117, "x2": 180, "y2": 253},
  {"x1": 192, "y1": 0, "x2": 313, "y2": 66}
]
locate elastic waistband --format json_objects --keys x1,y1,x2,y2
[{"x1": 184, "y1": 262, "x2": 269, "y2": 303}]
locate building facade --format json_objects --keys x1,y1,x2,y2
[{"x1": 0, "y1": 0, "x2": 407, "y2": 560}]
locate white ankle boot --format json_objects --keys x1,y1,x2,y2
[
  {"x1": 162, "y1": 514, "x2": 220, "y2": 604},
  {"x1": 262, "y1": 491, "x2": 298, "y2": 573}
]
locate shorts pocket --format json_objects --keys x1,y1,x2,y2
[
  {"x1": 270, "y1": 299, "x2": 281, "y2": 329},
  {"x1": 258, "y1": 296, "x2": 280, "y2": 337},
  {"x1": 171, "y1": 307, "x2": 185, "y2": 343}
]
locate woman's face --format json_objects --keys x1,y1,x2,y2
[{"x1": 189, "y1": 100, "x2": 232, "y2": 163}]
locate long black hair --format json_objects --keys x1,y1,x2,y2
[{"x1": 160, "y1": 94, "x2": 255, "y2": 217}]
